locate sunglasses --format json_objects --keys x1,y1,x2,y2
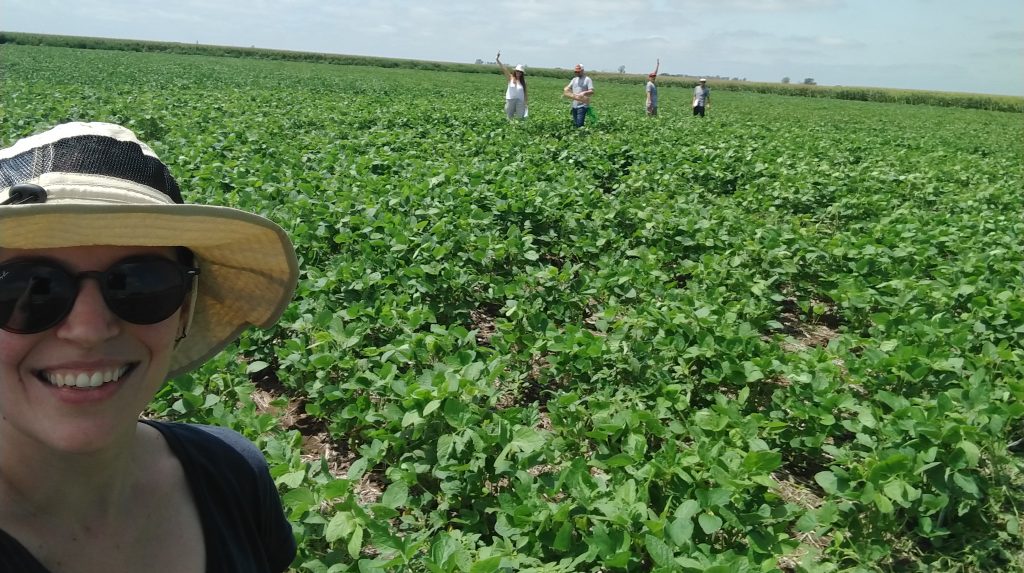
[{"x1": 0, "y1": 256, "x2": 199, "y2": 334}]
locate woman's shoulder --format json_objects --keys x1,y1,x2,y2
[
  {"x1": 0, "y1": 529, "x2": 48, "y2": 572},
  {"x1": 142, "y1": 420, "x2": 269, "y2": 475},
  {"x1": 140, "y1": 422, "x2": 296, "y2": 571}
]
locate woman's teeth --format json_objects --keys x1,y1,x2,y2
[{"x1": 45, "y1": 366, "x2": 130, "y2": 388}]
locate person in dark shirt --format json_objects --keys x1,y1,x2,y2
[{"x1": 0, "y1": 122, "x2": 299, "y2": 572}]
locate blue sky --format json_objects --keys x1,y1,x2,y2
[{"x1": 5, "y1": 0, "x2": 1023, "y2": 95}]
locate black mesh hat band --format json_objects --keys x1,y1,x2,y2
[{"x1": 0, "y1": 132, "x2": 183, "y2": 204}]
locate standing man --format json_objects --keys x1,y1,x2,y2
[
  {"x1": 692, "y1": 78, "x2": 711, "y2": 117},
  {"x1": 564, "y1": 64, "x2": 594, "y2": 128},
  {"x1": 646, "y1": 58, "x2": 660, "y2": 116}
]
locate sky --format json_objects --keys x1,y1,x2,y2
[{"x1": 5, "y1": 0, "x2": 1023, "y2": 96}]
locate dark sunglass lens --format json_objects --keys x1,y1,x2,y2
[
  {"x1": 0, "y1": 262, "x2": 77, "y2": 333},
  {"x1": 103, "y1": 259, "x2": 188, "y2": 325}
]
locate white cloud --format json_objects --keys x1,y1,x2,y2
[{"x1": 789, "y1": 35, "x2": 865, "y2": 49}]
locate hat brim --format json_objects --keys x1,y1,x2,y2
[{"x1": 0, "y1": 203, "x2": 299, "y2": 378}]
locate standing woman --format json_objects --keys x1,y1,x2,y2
[
  {"x1": 0, "y1": 122, "x2": 299, "y2": 572},
  {"x1": 496, "y1": 51, "x2": 528, "y2": 120}
]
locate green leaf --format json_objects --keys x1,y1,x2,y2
[
  {"x1": 325, "y1": 511, "x2": 355, "y2": 543},
  {"x1": 381, "y1": 480, "x2": 409, "y2": 508},
  {"x1": 953, "y1": 472, "x2": 980, "y2": 496},
  {"x1": 402, "y1": 410, "x2": 423, "y2": 427},
  {"x1": 429, "y1": 533, "x2": 460, "y2": 569},
  {"x1": 742, "y1": 450, "x2": 782, "y2": 473},
  {"x1": 698, "y1": 513, "x2": 723, "y2": 534},
  {"x1": 645, "y1": 535, "x2": 675, "y2": 567},
  {"x1": 874, "y1": 492, "x2": 894, "y2": 513},
  {"x1": 322, "y1": 478, "x2": 352, "y2": 500},
  {"x1": 667, "y1": 516, "x2": 694, "y2": 546},
  {"x1": 357, "y1": 558, "x2": 387, "y2": 573},
  {"x1": 462, "y1": 362, "x2": 485, "y2": 381},
  {"x1": 310, "y1": 353, "x2": 335, "y2": 368},
  {"x1": 281, "y1": 486, "x2": 315, "y2": 516},
  {"x1": 747, "y1": 528, "x2": 775, "y2": 553},
  {"x1": 883, "y1": 479, "x2": 906, "y2": 504},
  {"x1": 470, "y1": 556, "x2": 503, "y2": 573},
  {"x1": 245, "y1": 360, "x2": 269, "y2": 373},
  {"x1": 423, "y1": 399, "x2": 442, "y2": 416},
  {"x1": 958, "y1": 441, "x2": 980, "y2": 468},
  {"x1": 348, "y1": 457, "x2": 369, "y2": 481},
  {"x1": 675, "y1": 499, "x2": 700, "y2": 520},
  {"x1": 814, "y1": 471, "x2": 838, "y2": 494},
  {"x1": 1007, "y1": 515, "x2": 1020, "y2": 535},
  {"x1": 795, "y1": 511, "x2": 818, "y2": 533},
  {"x1": 554, "y1": 519, "x2": 574, "y2": 551},
  {"x1": 494, "y1": 514, "x2": 519, "y2": 538},
  {"x1": 347, "y1": 524, "x2": 364, "y2": 559},
  {"x1": 604, "y1": 551, "x2": 631, "y2": 568},
  {"x1": 604, "y1": 453, "x2": 636, "y2": 468},
  {"x1": 278, "y1": 469, "x2": 306, "y2": 488},
  {"x1": 694, "y1": 410, "x2": 727, "y2": 431}
]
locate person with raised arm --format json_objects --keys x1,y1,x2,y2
[
  {"x1": 646, "y1": 58, "x2": 660, "y2": 116},
  {"x1": 496, "y1": 51, "x2": 528, "y2": 120}
]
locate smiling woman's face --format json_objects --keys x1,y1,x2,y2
[{"x1": 0, "y1": 245, "x2": 188, "y2": 455}]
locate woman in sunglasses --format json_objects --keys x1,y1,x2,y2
[{"x1": 0, "y1": 123, "x2": 299, "y2": 572}]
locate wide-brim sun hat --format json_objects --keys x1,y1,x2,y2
[
  {"x1": 0, "y1": 122, "x2": 299, "y2": 378},
  {"x1": 514, "y1": 64, "x2": 525, "y2": 73}
]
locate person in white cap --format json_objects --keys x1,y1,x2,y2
[
  {"x1": 564, "y1": 63, "x2": 594, "y2": 127},
  {"x1": 693, "y1": 78, "x2": 711, "y2": 117},
  {"x1": 496, "y1": 51, "x2": 528, "y2": 120},
  {"x1": 646, "y1": 58, "x2": 661, "y2": 116},
  {"x1": 0, "y1": 122, "x2": 298, "y2": 572}
]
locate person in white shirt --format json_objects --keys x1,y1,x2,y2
[
  {"x1": 563, "y1": 64, "x2": 594, "y2": 127},
  {"x1": 693, "y1": 78, "x2": 711, "y2": 117},
  {"x1": 496, "y1": 51, "x2": 527, "y2": 120}
]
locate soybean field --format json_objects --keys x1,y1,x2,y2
[{"x1": 3, "y1": 44, "x2": 1023, "y2": 572}]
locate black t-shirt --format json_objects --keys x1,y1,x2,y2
[{"x1": 0, "y1": 421, "x2": 297, "y2": 572}]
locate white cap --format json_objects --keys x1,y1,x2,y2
[{"x1": 514, "y1": 64, "x2": 525, "y2": 72}]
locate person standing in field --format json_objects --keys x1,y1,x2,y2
[
  {"x1": 0, "y1": 122, "x2": 298, "y2": 572},
  {"x1": 646, "y1": 58, "x2": 660, "y2": 116},
  {"x1": 563, "y1": 64, "x2": 594, "y2": 128},
  {"x1": 496, "y1": 51, "x2": 527, "y2": 120},
  {"x1": 692, "y1": 78, "x2": 711, "y2": 117}
]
